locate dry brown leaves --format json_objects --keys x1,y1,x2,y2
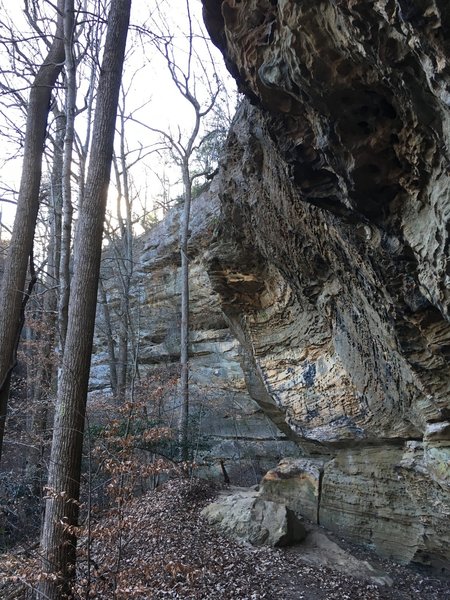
[
  {"x1": 1, "y1": 479, "x2": 449, "y2": 599},
  {"x1": 76, "y1": 479, "x2": 450, "y2": 600}
]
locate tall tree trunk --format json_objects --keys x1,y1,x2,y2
[
  {"x1": 58, "y1": 0, "x2": 77, "y2": 356},
  {"x1": 139, "y1": 0, "x2": 218, "y2": 460},
  {"x1": 117, "y1": 116, "x2": 133, "y2": 398},
  {"x1": 110, "y1": 114, "x2": 134, "y2": 401},
  {"x1": 26, "y1": 117, "x2": 65, "y2": 493},
  {"x1": 179, "y1": 161, "x2": 192, "y2": 461},
  {"x1": 0, "y1": 0, "x2": 65, "y2": 463},
  {"x1": 38, "y1": 1, "x2": 131, "y2": 597},
  {"x1": 99, "y1": 279, "x2": 118, "y2": 396}
]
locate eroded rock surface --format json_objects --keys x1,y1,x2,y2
[
  {"x1": 320, "y1": 444, "x2": 450, "y2": 567},
  {"x1": 201, "y1": 0, "x2": 450, "y2": 565}
]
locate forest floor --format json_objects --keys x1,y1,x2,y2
[{"x1": 1, "y1": 478, "x2": 449, "y2": 599}]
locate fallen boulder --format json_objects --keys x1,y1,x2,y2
[
  {"x1": 260, "y1": 457, "x2": 327, "y2": 523},
  {"x1": 201, "y1": 488, "x2": 306, "y2": 547}
]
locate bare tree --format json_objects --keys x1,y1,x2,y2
[
  {"x1": 0, "y1": 0, "x2": 65, "y2": 463},
  {"x1": 2, "y1": 0, "x2": 97, "y2": 487},
  {"x1": 111, "y1": 97, "x2": 135, "y2": 399},
  {"x1": 24, "y1": 120, "x2": 65, "y2": 493},
  {"x1": 58, "y1": 0, "x2": 77, "y2": 354},
  {"x1": 39, "y1": 0, "x2": 132, "y2": 596},
  {"x1": 99, "y1": 68, "x2": 165, "y2": 400},
  {"x1": 149, "y1": 2, "x2": 221, "y2": 460},
  {"x1": 58, "y1": 0, "x2": 102, "y2": 359}
]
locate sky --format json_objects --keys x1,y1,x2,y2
[{"x1": 0, "y1": 0, "x2": 236, "y2": 237}]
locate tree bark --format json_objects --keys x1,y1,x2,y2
[
  {"x1": 38, "y1": 1, "x2": 131, "y2": 597},
  {"x1": 117, "y1": 109, "x2": 134, "y2": 398},
  {"x1": 99, "y1": 279, "x2": 118, "y2": 396},
  {"x1": 58, "y1": 0, "x2": 77, "y2": 356},
  {"x1": 179, "y1": 160, "x2": 192, "y2": 462},
  {"x1": 0, "y1": 0, "x2": 65, "y2": 463},
  {"x1": 26, "y1": 116, "x2": 65, "y2": 493}
]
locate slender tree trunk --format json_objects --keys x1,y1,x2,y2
[
  {"x1": 26, "y1": 109, "x2": 65, "y2": 493},
  {"x1": 77, "y1": 57, "x2": 97, "y2": 208},
  {"x1": 58, "y1": 0, "x2": 77, "y2": 355},
  {"x1": 99, "y1": 279, "x2": 118, "y2": 396},
  {"x1": 110, "y1": 107, "x2": 134, "y2": 400},
  {"x1": 117, "y1": 113, "x2": 133, "y2": 398},
  {"x1": 0, "y1": 0, "x2": 65, "y2": 463},
  {"x1": 179, "y1": 161, "x2": 192, "y2": 461},
  {"x1": 38, "y1": 1, "x2": 131, "y2": 597},
  {"x1": 117, "y1": 315, "x2": 129, "y2": 397}
]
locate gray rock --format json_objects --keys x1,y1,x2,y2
[
  {"x1": 260, "y1": 458, "x2": 327, "y2": 523},
  {"x1": 201, "y1": 488, "x2": 306, "y2": 547}
]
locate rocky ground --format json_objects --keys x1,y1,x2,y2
[{"x1": 1, "y1": 479, "x2": 449, "y2": 599}]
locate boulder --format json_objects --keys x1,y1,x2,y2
[
  {"x1": 201, "y1": 488, "x2": 306, "y2": 547},
  {"x1": 260, "y1": 457, "x2": 327, "y2": 523}
]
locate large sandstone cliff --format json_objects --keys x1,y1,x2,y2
[{"x1": 200, "y1": 0, "x2": 450, "y2": 567}]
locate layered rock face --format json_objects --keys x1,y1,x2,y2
[{"x1": 202, "y1": 0, "x2": 450, "y2": 565}]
